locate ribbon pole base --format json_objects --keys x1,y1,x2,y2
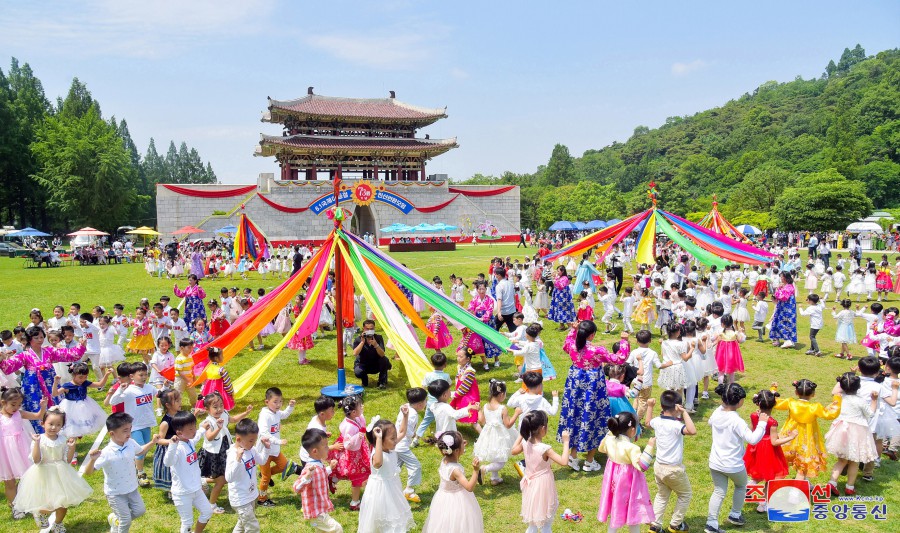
[{"x1": 321, "y1": 369, "x2": 365, "y2": 399}]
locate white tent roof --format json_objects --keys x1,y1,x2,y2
[{"x1": 846, "y1": 221, "x2": 883, "y2": 233}]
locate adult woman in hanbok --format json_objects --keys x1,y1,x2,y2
[
  {"x1": 769, "y1": 272, "x2": 798, "y2": 349},
  {"x1": 462, "y1": 281, "x2": 502, "y2": 370}
]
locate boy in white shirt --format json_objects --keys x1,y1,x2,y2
[
  {"x1": 414, "y1": 353, "x2": 452, "y2": 444},
  {"x1": 150, "y1": 303, "x2": 171, "y2": 341},
  {"x1": 169, "y1": 308, "x2": 189, "y2": 345},
  {"x1": 799, "y1": 294, "x2": 825, "y2": 356},
  {"x1": 643, "y1": 391, "x2": 696, "y2": 533},
  {"x1": 111, "y1": 304, "x2": 129, "y2": 347},
  {"x1": 598, "y1": 286, "x2": 619, "y2": 334},
  {"x1": 255, "y1": 387, "x2": 295, "y2": 506},
  {"x1": 291, "y1": 396, "x2": 339, "y2": 468},
  {"x1": 164, "y1": 411, "x2": 213, "y2": 533},
  {"x1": 832, "y1": 265, "x2": 847, "y2": 302},
  {"x1": 85, "y1": 413, "x2": 159, "y2": 533},
  {"x1": 621, "y1": 287, "x2": 635, "y2": 333},
  {"x1": 751, "y1": 292, "x2": 770, "y2": 342},
  {"x1": 110, "y1": 362, "x2": 158, "y2": 487},
  {"x1": 427, "y1": 379, "x2": 478, "y2": 436},
  {"x1": 160, "y1": 295, "x2": 173, "y2": 316},
  {"x1": 68, "y1": 303, "x2": 83, "y2": 337},
  {"x1": 509, "y1": 324, "x2": 543, "y2": 386},
  {"x1": 394, "y1": 389, "x2": 427, "y2": 503},
  {"x1": 628, "y1": 330, "x2": 661, "y2": 422},
  {"x1": 226, "y1": 419, "x2": 271, "y2": 533},
  {"x1": 80, "y1": 313, "x2": 102, "y2": 377},
  {"x1": 507, "y1": 371, "x2": 559, "y2": 427}
]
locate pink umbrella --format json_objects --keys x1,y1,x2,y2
[
  {"x1": 67, "y1": 227, "x2": 110, "y2": 236},
  {"x1": 172, "y1": 225, "x2": 205, "y2": 235}
]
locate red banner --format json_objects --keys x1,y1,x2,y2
[
  {"x1": 160, "y1": 184, "x2": 257, "y2": 198},
  {"x1": 447, "y1": 185, "x2": 516, "y2": 197},
  {"x1": 415, "y1": 194, "x2": 459, "y2": 213},
  {"x1": 257, "y1": 193, "x2": 309, "y2": 213}
]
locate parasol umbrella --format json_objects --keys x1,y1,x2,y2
[
  {"x1": 573, "y1": 222, "x2": 587, "y2": 230},
  {"x1": 215, "y1": 224, "x2": 238, "y2": 235},
  {"x1": 7, "y1": 227, "x2": 51, "y2": 237},
  {"x1": 409, "y1": 223, "x2": 439, "y2": 233},
  {"x1": 605, "y1": 218, "x2": 622, "y2": 226},
  {"x1": 548, "y1": 221, "x2": 576, "y2": 231},
  {"x1": 67, "y1": 227, "x2": 109, "y2": 236},
  {"x1": 585, "y1": 220, "x2": 607, "y2": 230},
  {"x1": 380, "y1": 223, "x2": 413, "y2": 234},
  {"x1": 172, "y1": 225, "x2": 206, "y2": 235},
  {"x1": 735, "y1": 224, "x2": 761, "y2": 236},
  {"x1": 126, "y1": 226, "x2": 161, "y2": 236},
  {"x1": 430, "y1": 223, "x2": 458, "y2": 231}
]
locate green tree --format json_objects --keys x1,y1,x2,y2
[
  {"x1": 858, "y1": 160, "x2": 900, "y2": 207},
  {"x1": 730, "y1": 163, "x2": 797, "y2": 212},
  {"x1": 836, "y1": 44, "x2": 866, "y2": 74},
  {"x1": 772, "y1": 169, "x2": 872, "y2": 230},
  {"x1": 31, "y1": 100, "x2": 137, "y2": 229},
  {"x1": 543, "y1": 144, "x2": 574, "y2": 186}
]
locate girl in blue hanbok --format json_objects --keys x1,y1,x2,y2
[{"x1": 548, "y1": 266, "x2": 576, "y2": 330}]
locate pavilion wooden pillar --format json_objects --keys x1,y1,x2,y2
[
  {"x1": 373, "y1": 163, "x2": 379, "y2": 182},
  {"x1": 420, "y1": 159, "x2": 426, "y2": 182}
]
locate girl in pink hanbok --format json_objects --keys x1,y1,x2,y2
[
  {"x1": 425, "y1": 310, "x2": 453, "y2": 352},
  {"x1": 465, "y1": 281, "x2": 501, "y2": 370}
]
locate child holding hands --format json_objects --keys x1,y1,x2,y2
[
  {"x1": 226, "y1": 419, "x2": 271, "y2": 533},
  {"x1": 644, "y1": 392, "x2": 696, "y2": 533},
  {"x1": 510, "y1": 411, "x2": 570, "y2": 533},
  {"x1": 597, "y1": 412, "x2": 656, "y2": 533},
  {"x1": 296, "y1": 428, "x2": 341, "y2": 533},
  {"x1": 422, "y1": 431, "x2": 484, "y2": 533},
  {"x1": 357, "y1": 418, "x2": 415, "y2": 533}
]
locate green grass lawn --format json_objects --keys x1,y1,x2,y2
[{"x1": 0, "y1": 245, "x2": 898, "y2": 532}]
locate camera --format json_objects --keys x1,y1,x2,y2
[{"x1": 363, "y1": 330, "x2": 375, "y2": 337}]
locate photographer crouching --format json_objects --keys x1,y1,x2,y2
[{"x1": 352, "y1": 319, "x2": 391, "y2": 389}]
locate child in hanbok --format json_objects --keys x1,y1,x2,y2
[
  {"x1": 604, "y1": 364, "x2": 641, "y2": 437},
  {"x1": 773, "y1": 378, "x2": 841, "y2": 479},
  {"x1": 875, "y1": 260, "x2": 893, "y2": 301},
  {"x1": 287, "y1": 295, "x2": 315, "y2": 365},
  {"x1": 195, "y1": 347, "x2": 234, "y2": 411},
  {"x1": 330, "y1": 395, "x2": 370, "y2": 511},
  {"x1": 450, "y1": 349, "x2": 481, "y2": 433},
  {"x1": 631, "y1": 288, "x2": 654, "y2": 330},
  {"x1": 804, "y1": 264, "x2": 818, "y2": 295},
  {"x1": 597, "y1": 412, "x2": 655, "y2": 531},
  {"x1": 425, "y1": 310, "x2": 453, "y2": 352},
  {"x1": 576, "y1": 291, "x2": 595, "y2": 322},
  {"x1": 357, "y1": 419, "x2": 415, "y2": 533},
  {"x1": 547, "y1": 266, "x2": 575, "y2": 330},
  {"x1": 743, "y1": 390, "x2": 797, "y2": 512},
  {"x1": 714, "y1": 315, "x2": 746, "y2": 385},
  {"x1": 510, "y1": 411, "x2": 570, "y2": 533},
  {"x1": 126, "y1": 308, "x2": 154, "y2": 358},
  {"x1": 207, "y1": 300, "x2": 229, "y2": 339},
  {"x1": 174, "y1": 275, "x2": 207, "y2": 333},
  {"x1": 422, "y1": 431, "x2": 484, "y2": 533},
  {"x1": 13, "y1": 407, "x2": 93, "y2": 530},
  {"x1": 473, "y1": 380, "x2": 520, "y2": 485},
  {"x1": 52, "y1": 363, "x2": 111, "y2": 438},
  {"x1": 273, "y1": 303, "x2": 291, "y2": 335}
]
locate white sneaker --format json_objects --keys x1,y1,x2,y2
[
  {"x1": 780, "y1": 341, "x2": 794, "y2": 349},
  {"x1": 483, "y1": 364, "x2": 490, "y2": 370},
  {"x1": 494, "y1": 359, "x2": 501, "y2": 368},
  {"x1": 35, "y1": 513, "x2": 49, "y2": 529},
  {"x1": 581, "y1": 460, "x2": 602, "y2": 472},
  {"x1": 568, "y1": 456, "x2": 580, "y2": 471},
  {"x1": 701, "y1": 391, "x2": 710, "y2": 400},
  {"x1": 108, "y1": 512, "x2": 119, "y2": 532}
]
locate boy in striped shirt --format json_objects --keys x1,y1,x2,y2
[{"x1": 295, "y1": 429, "x2": 342, "y2": 533}]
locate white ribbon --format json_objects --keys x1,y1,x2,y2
[{"x1": 365, "y1": 415, "x2": 381, "y2": 432}]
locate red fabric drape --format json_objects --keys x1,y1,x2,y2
[
  {"x1": 414, "y1": 194, "x2": 459, "y2": 213},
  {"x1": 257, "y1": 193, "x2": 310, "y2": 213},
  {"x1": 447, "y1": 185, "x2": 516, "y2": 197},
  {"x1": 160, "y1": 184, "x2": 257, "y2": 198}
]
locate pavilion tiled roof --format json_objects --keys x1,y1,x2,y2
[
  {"x1": 255, "y1": 134, "x2": 458, "y2": 158},
  {"x1": 264, "y1": 94, "x2": 447, "y2": 125}
]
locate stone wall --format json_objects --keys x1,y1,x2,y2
[{"x1": 155, "y1": 176, "x2": 521, "y2": 243}]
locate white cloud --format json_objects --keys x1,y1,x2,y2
[
  {"x1": 450, "y1": 67, "x2": 469, "y2": 80},
  {"x1": 304, "y1": 33, "x2": 434, "y2": 70},
  {"x1": 671, "y1": 59, "x2": 709, "y2": 76},
  {"x1": 0, "y1": 0, "x2": 274, "y2": 58}
]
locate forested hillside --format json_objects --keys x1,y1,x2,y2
[
  {"x1": 459, "y1": 46, "x2": 899, "y2": 231},
  {"x1": 0, "y1": 58, "x2": 217, "y2": 232}
]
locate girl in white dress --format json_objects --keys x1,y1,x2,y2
[
  {"x1": 804, "y1": 264, "x2": 818, "y2": 294},
  {"x1": 257, "y1": 259, "x2": 268, "y2": 279},
  {"x1": 521, "y1": 288, "x2": 541, "y2": 325},
  {"x1": 13, "y1": 408, "x2": 93, "y2": 529},
  {"x1": 681, "y1": 321, "x2": 705, "y2": 412},
  {"x1": 473, "y1": 380, "x2": 520, "y2": 485},
  {"x1": 422, "y1": 431, "x2": 484, "y2": 533},
  {"x1": 847, "y1": 269, "x2": 865, "y2": 301},
  {"x1": 732, "y1": 288, "x2": 750, "y2": 331},
  {"x1": 820, "y1": 269, "x2": 834, "y2": 302},
  {"x1": 358, "y1": 419, "x2": 415, "y2": 533},
  {"x1": 696, "y1": 279, "x2": 714, "y2": 315},
  {"x1": 863, "y1": 267, "x2": 877, "y2": 301},
  {"x1": 832, "y1": 299, "x2": 858, "y2": 360},
  {"x1": 657, "y1": 324, "x2": 688, "y2": 391},
  {"x1": 533, "y1": 283, "x2": 549, "y2": 315},
  {"x1": 697, "y1": 317, "x2": 718, "y2": 400}
]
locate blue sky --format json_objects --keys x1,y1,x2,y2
[{"x1": 1, "y1": 1, "x2": 898, "y2": 184}]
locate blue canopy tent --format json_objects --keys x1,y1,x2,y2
[
  {"x1": 410, "y1": 223, "x2": 440, "y2": 233},
  {"x1": 548, "y1": 221, "x2": 577, "y2": 231},
  {"x1": 7, "y1": 227, "x2": 51, "y2": 237},
  {"x1": 606, "y1": 218, "x2": 622, "y2": 226},
  {"x1": 380, "y1": 223, "x2": 413, "y2": 234},
  {"x1": 429, "y1": 223, "x2": 458, "y2": 231}
]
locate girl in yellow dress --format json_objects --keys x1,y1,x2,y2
[
  {"x1": 772, "y1": 379, "x2": 842, "y2": 479},
  {"x1": 631, "y1": 288, "x2": 654, "y2": 331}
]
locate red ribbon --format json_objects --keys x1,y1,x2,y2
[
  {"x1": 160, "y1": 184, "x2": 257, "y2": 198},
  {"x1": 415, "y1": 194, "x2": 459, "y2": 213},
  {"x1": 447, "y1": 186, "x2": 516, "y2": 197},
  {"x1": 257, "y1": 193, "x2": 309, "y2": 213}
]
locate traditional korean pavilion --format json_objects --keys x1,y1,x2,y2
[{"x1": 256, "y1": 87, "x2": 458, "y2": 181}]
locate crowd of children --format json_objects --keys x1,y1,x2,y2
[{"x1": 1, "y1": 249, "x2": 900, "y2": 533}]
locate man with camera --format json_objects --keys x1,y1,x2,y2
[{"x1": 352, "y1": 319, "x2": 390, "y2": 389}]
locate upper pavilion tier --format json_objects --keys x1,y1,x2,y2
[
  {"x1": 263, "y1": 89, "x2": 448, "y2": 128},
  {"x1": 255, "y1": 134, "x2": 458, "y2": 159}
]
